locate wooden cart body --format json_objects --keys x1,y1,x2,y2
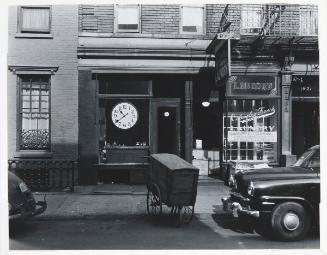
[
  {"x1": 147, "y1": 153, "x2": 199, "y2": 225},
  {"x1": 149, "y1": 153, "x2": 199, "y2": 207}
]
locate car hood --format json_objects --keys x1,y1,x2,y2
[{"x1": 237, "y1": 166, "x2": 318, "y2": 183}]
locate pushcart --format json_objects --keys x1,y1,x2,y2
[{"x1": 146, "y1": 153, "x2": 199, "y2": 226}]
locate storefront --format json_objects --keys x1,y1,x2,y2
[
  {"x1": 223, "y1": 75, "x2": 279, "y2": 164},
  {"x1": 291, "y1": 75, "x2": 319, "y2": 155}
]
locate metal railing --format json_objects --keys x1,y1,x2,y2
[
  {"x1": 8, "y1": 159, "x2": 77, "y2": 192},
  {"x1": 238, "y1": 4, "x2": 318, "y2": 37}
]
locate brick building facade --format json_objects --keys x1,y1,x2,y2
[{"x1": 7, "y1": 4, "x2": 319, "y2": 188}]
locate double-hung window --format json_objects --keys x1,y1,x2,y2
[
  {"x1": 19, "y1": 76, "x2": 50, "y2": 150},
  {"x1": 241, "y1": 5, "x2": 264, "y2": 34},
  {"x1": 19, "y1": 6, "x2": 51, "y2": 33},
  {"x1": 115, "y1": 5, "x2": 140, "y2": 32},
  {"x1": 181, "y1": 6, "x2": 204, "y2": 34},
  {"x1": 299, "y1": 5, "x2": 318, "y2": 36}
]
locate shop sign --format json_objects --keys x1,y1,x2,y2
[
  {"x1": 239, "y1": 106, "x2": 276, "y2": 124},
  {"x1": 228, "y1": 131, "x2": 277, "y2": 143},
  {"x1": 227, "y1": 76, "x2": 277, "y2": 96}
]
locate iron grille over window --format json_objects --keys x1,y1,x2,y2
[
  {"x1": 19, "y1": 76, "x2": 50, "y2": 150},
  {"x1": 19, "y1": 6, "x2": 51, "y2": 33}
]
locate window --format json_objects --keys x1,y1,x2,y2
[
  {"x1": 115, "y1": 5, "x2": 140, "y2": 32},
  {"x1": 223, "y1": 99, "x2": 278, "y2": 163},
  {"x1": 181, "y1": 6, "x2": 204, "y2": 34},
  {"x1": 299, "y1": 5, "x2": 318, "y2": 36},
  {"x1": 19, "y1": 76, "x2": 50, "y2": 150},
  {"x1": 241, "y1": 5, "x2": 264, "y2": 34},
  {"x1": 19, "y1": 6, "x2": 51, "y2": 33}
]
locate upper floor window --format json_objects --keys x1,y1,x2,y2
[
  {"x1": 180, "y1": 6, "x2": 204, "y2": 34},
  {"x1": 115, "y1": 5, "x2": 140, "y2": 33},
  {"x1": 241, "y1": 5, "x2": 264, "y2": 34},
  {"x1": 19, "y1": 75, "x2": 50, "y2": 150},
  {"x1": 19, "y1": 6, "x2": 51, "y2": 33},
  {"x1": 299, "y1": 5, "x2": 318, "y2": 36}
]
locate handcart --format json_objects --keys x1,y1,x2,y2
[{"x1": 146, "y1": 153, "x2": 199, "y2": 226}]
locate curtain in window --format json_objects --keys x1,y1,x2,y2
[
  {"x1": 22, "y1": 8, "x2": 50, "y2": 31},
  {"x1": 182, "y1": 7, "x2": 203, "y2": 33},
  {"x1": 117, "y1": 6, "x2": 138, "y2": 30},
  {"x1": 299, "y1": 6, "x2": 318, "y2": 36},
  {"x1": 241, "y1": 5, "x2": 263, "y2": 33}
]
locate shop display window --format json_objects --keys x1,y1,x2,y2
[{"x1": 223, "y1": 99, "x2": 278, "y2": 163}]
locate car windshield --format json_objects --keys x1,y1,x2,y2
[{"x1": 292, "y1": 150, "x2": 313, "y2": 167}]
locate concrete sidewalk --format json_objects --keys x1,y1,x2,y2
[{"x1": 33, "y1": 177, "x2": 230, "y2": 220}]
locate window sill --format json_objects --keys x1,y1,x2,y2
[
  {"x1": 15, "y1": 33, "x2": 53, "y2": 39},
  {"x1": 14, "y1": 151, "x2": 53, "y2": 159}
]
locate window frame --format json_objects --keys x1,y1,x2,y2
[
  {"x1": 114, "y1": 4, "x2": 141, "y2": 33},
  {"x1": 299, "y1": 5, "x2": 318, "y2": 36},
  {"x1": 17, "y1": 75, "x2": 51, "y2": 152},
  {"x1": 180, "y1": 5, "x2": 205, "y2": 35},
  {"x1": 18, "y1": 5, "x2": 52, "y2": 34},
  {"x1": 240, "y1": 4, "x2": 264, "y2": 35}
]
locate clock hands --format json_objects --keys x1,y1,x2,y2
[{"x1": 115, "y1": 111, "x2": 129, "y2": 123}]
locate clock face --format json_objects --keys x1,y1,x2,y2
[{"x1": 111, "y1": 102, "x2": 138, "y2": 129}]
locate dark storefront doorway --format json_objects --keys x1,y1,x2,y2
[
  {"x1": 292, "y1": 101, "x2": 320, "y2": 156},
  {"x1": 151, "y1": 99, "x2": 181, "y2": 156}
]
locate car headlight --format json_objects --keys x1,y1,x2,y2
[
  {"x1": 19, "y1": 182, "x2": 29, "y2": 193},
  {"x1": 247, "y1": 181, "x2": 255, "y2": 196}
]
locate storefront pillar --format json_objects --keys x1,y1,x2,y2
[
  {"x1": 185, "y1": 80, "x2": 193, "y2": 163},
  {"x1": 280, "y1": 69, "x2": 296, "y2": 166}
]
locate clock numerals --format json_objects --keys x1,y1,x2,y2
[{"x1": 111, "y1": 102, "x2": 138, "y2": 129}]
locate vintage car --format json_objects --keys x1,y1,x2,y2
[
  {"x1": 8, "y1": 171, "x2": 47, "y2": 220},
  {"x1": 222, "y1": 145, "x2": 320, "y2": 241}
]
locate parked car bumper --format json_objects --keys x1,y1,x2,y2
[
  {"x1": 222, "y1": 195, "x2": 260, "y2": 218},
  {"x1": 9, "y1": 200, "x2": 47, "y2": 221}
]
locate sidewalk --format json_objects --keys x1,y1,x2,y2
[{"x1": 33, "y1": 177, "x2": 230, "y2": 220}]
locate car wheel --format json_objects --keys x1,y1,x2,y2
[{"x1": 271, "y1": 202, "x2": 311, "y2": 241}]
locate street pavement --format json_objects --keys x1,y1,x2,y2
[{"x1": 9, "y1": 177, "x2": 320, "y2": 250}]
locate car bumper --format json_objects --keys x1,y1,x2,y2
[
  {"x1": 9, "y1": 200, "x2": 47, "y2": 220},
  {"x1": 222, "y1": 196, "x2": 260, "y2": 218}
]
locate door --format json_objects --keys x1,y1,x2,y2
[
  {"x1": 150, "y1": 98, "x2": 181, "y2": 156},
  {"x1": 292, "y1": 101, "x2": 320, "y2": 155}
]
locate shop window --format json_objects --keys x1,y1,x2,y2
[
  {"x1": 115, "y1": 5, "x2": 140, "y2": 33},
  {"x1": 19, "y1": 6, "x2": 51, "y2": 33},
  {"x1": 19, "y1": 76, "x2": 50, "y2": 150},
  {"x1": 241, "y1": 5, "x2": 264, "y2": 34},
  {"x1": 299, "y1": 5, "x2": 318, "y2": 36},
  {"x1": 223, "y1": 99, "x2": 278, "y2": 163},
  {"x1": 180, "y1": 6, "x2": 204, "y2": 34},
  {"x1": 103, "y1": 99, "x2": 149, "y2": 147}
]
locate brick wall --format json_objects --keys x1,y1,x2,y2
[
  {"x1": 79, "y1": 5, "x2": 114, "y2": 33},
  {"x1": 78, "y1": 4, "x2": 316, "y2": 38},
  {"x1": 141, "y1": 5, "x2": 180, "y2": 35},
  {"x1": 7, "y1": 5, "x2": 79, "y2": 160}
]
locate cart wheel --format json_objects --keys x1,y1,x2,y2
[
  {"x1": 181, "y1": 206, "x2": 195, "y2": 224},
  {"x1": 146, "y1": 183, "x2": 162, "y2": 217}
]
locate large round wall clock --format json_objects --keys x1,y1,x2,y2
[{"x1": 111, "y1": 102, "x2": 138, "y2": 129}]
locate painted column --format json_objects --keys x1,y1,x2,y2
[
  {"x1": 184, "y1": 79, "x2": 193, "y2": 163},
  {"x1": 280, "y1": 56, "x2": 297, "y2": 165}
]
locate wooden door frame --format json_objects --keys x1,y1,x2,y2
[{"x1": 150, "y1": 98, "x2": 181, "y2": 156}]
